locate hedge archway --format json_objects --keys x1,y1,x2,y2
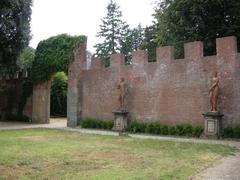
[{"x1": 31, "y1": 34, "x2": 87, "y2": 124}]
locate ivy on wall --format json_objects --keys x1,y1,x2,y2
[{"x1": 32, "y1": 34, "x2": 86, "y2": 85}]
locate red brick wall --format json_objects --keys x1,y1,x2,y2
[
  {"x1": 80, "y1": 36, "x2": 240, "y2": 126},
  {"x1": 0, "y1": 79, "x2": 23, "y2": 116}
]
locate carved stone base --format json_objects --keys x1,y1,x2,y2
[
  {"x1": 203, "y1": 111, "x2": 223, "y2": 139},
  {"x1": 112, "y1": 110, "x2": 129, "y2": 132}
]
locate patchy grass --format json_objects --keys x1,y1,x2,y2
[{"x1": 0, "y1": 129, "x2": 235, "y2": 180}]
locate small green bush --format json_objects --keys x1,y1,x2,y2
[
  {"x1": 233, "y1": 125, "x2": 240, "y2": 138},
  {"x1": 168, "y1": 126, "x2": 177, "y2": 135},
  {"x1": 128, "y1": 121, "x2": 146, "y2": 133},
  {"x1": 80, "y1": 119, "x2": 113, "y2": 130},
  {"x1": 127, "y1": 121, "x2": 203, "y2": 137},
  {"x1": 176, "y1": 124, "x2": 185, "y2": 136},
  {"x1": 193, "y1": 126, "x2": 204, "y2": 138},
  {"x1": 145, "y1": 123, "x2": 156, "y2": 134},
  {"x1": 223, "y1": 124, "x2": 240, "y2": 139},
  {"x1": 161, "y1": 125, "x2": 168, "y2": 135},
  {"x1": 223, "y1": 126, "x2": 233, "y2": 138}
]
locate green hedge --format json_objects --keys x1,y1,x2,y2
[
  {"x1": 80, "y1": 119, "x2": 113, "y2": 130},
  {"x1": 32, "y1": 34, "x2": 86, "y2": 85},
  {"x1": 223, "y1": 125, "x2": 240, "y2": 138},
  {"x1": 128, "y1": 122, "x2": 204, "y2": 137},
  {"x1": 80, "y1": 119, "x2": 203, "y2": 138},
  {"x1": 50, "y1": 72, "x2": 68, "y2": 116}
]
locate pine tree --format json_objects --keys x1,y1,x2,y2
[{"x1": 94, "y1": 0, "x2": 129, "y2": 61}]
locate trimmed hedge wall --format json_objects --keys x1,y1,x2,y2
[
  {"x1": 223, "y1": 125, "x2": 240, "y2": 138},
  {"x1": 80, "y1": 119, "x2": 113, "y2": 130},
  {"x1": 80, "y1": 119, "x2": 203, "y2": 137},
  {"x1": 80, "y1": 119, "x2": 240, "y2": 139},
  {"x1": 127, "y1": 121, "x2": 203, "y2": 137}
]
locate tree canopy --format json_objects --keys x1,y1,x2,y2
[
  {"x1": 120, "y1": 24, "x2": 145, "y2": 64},
  {"x1": 154, "y1": 0, "x2": 240, "y2": 57},
  {"x1": 0, "y1": 0, "x2": 32, "y2": 73}
]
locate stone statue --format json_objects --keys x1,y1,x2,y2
[
  {"x1": 209, "y1": 71, "x2": 219, "y2": 112},
  {"x1": 117, "y1": 77, "x2": 127, "y2": 111}
]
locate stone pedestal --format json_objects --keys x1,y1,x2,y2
[
  {"x1": 203, "y1": 111, "x2": 223, "y2": 139},
  {"x1": 112, "y1": 110, "x2": 129, "y2": 132}
]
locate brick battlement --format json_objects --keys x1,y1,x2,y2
[
  {"x1": 79, "y1": 36, "x2": 240, "y2": 126},
  {"x1": 28, "y1": 36, "x2": 240, "y2": 127},
  {"x1": 90, "y1": 36, "x2": 238, "y2": 70},
  {"x1": 0, "y1": 70, "x2": 28, "y2": 81}
]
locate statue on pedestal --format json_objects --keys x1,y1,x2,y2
[
  {"x1": 203, "y1": 71, "x2": 223, "y2": 139},
  {"x1": 113, "y1": 77, "x2": 129, "y2": 132}
]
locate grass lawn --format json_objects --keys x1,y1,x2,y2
[{"x1": 0, "y1": 129, "x2": 235, "y2": 180}]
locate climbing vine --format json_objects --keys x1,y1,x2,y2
[{"x1": 32, "y1": 34, "x2": 86, "y2": 84}]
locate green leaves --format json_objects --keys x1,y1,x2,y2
[
  {"x1": 0, "y1": 0, "x2": 32, "y2": 68},
  {"x1": 17, "y1": 47, "x2": 35, "y2": 70},
  {"x1": 32, "y1": 34, "x2": 86, "y2": 84},
  {"x1": 154, "y1": 0, "x2": 240, "y2": 57},
  {"x1": 50, "y1": 72, "x2": 68, "y2": 116}
]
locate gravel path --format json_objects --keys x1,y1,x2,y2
[{"x1": 1, "y1": 119, "x2": 240, "y2": 179}]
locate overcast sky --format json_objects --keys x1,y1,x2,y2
[{"x1": 30, "y1": 0, "x2": 156, "y2": 53}]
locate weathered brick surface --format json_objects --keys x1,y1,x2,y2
[
  {"x1": 32, "y1": 80, "x2": 51, "y2": 123},
  {"x1": 80, "y1": 36, "x2": 240, "y2": 126},
  {"x1": 67, "y1": 42, "x2": 87, "y2": 127},
  {"x1": 0, "y1": 79, "x2": 22, "y2": 116}
]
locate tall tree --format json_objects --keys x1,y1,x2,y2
[
  {"x1": 0, "y1": 0, "x2": 32, "y2": 72},
  {"x1": 0, "y1": 0, "x2": 32, "y2": 121},
  {"x1": 120, "y1": 24, "x2": 145, "y2": 64},
  {"x1": 154, "y1": 0, "x2": 240, "y2": 57},
  {"x1": 94, "y1": 0, "x2": 129, "y2": 61}
]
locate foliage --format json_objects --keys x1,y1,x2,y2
[
  {"x1": 50, "y1": 72, "x2": 68, "y2": 116},
  {"x1": 17, "y1": 47, "x2": 35, "y2": 70},
  {"x1": 127, "y1": 121, "x2": 147, "y2": 133},
  {"x1": 120, "y1": 24, "x2": 145, "y2": 64},
  {"x1": 94, "y1": 0, "x2": 129, "y2": 61},
  {"x1": 15, "y1": 47, "x2": 35, "y2": 118},
  {"x1": 224, "y1": 124, "x2": 240, "y2": 138},
  {"x1": 18, "y1": 78, "x2": 33, "y2": 116},
  {"x1": 80, "y1": 118, "x2": 113, "y2": 130},
  {"x1": 0, "y1": 0, "x2": 32, "y2": 71},
  {"x1": 32, "y1": 34, "x2": 86, "y2": 84},
  {"x1": 153, "y1": 0, "x2": 240, "y2": 58},
  {"x1": 128, "y1": 121, "x2": 203, "y2": 138},
  {"x1": 141, "y1": 24, "x2": 158, "y2": 62}
]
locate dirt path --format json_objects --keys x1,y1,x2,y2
[
  {"x1": 192, "y1": 141, "x2": 240, "y2": 180},
  {"x1": 194, "y1": 152, "x2": 240, "y2": 180},
  {"x1": 0, "y1": 118, "x2": 67, "y2": 130}
]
